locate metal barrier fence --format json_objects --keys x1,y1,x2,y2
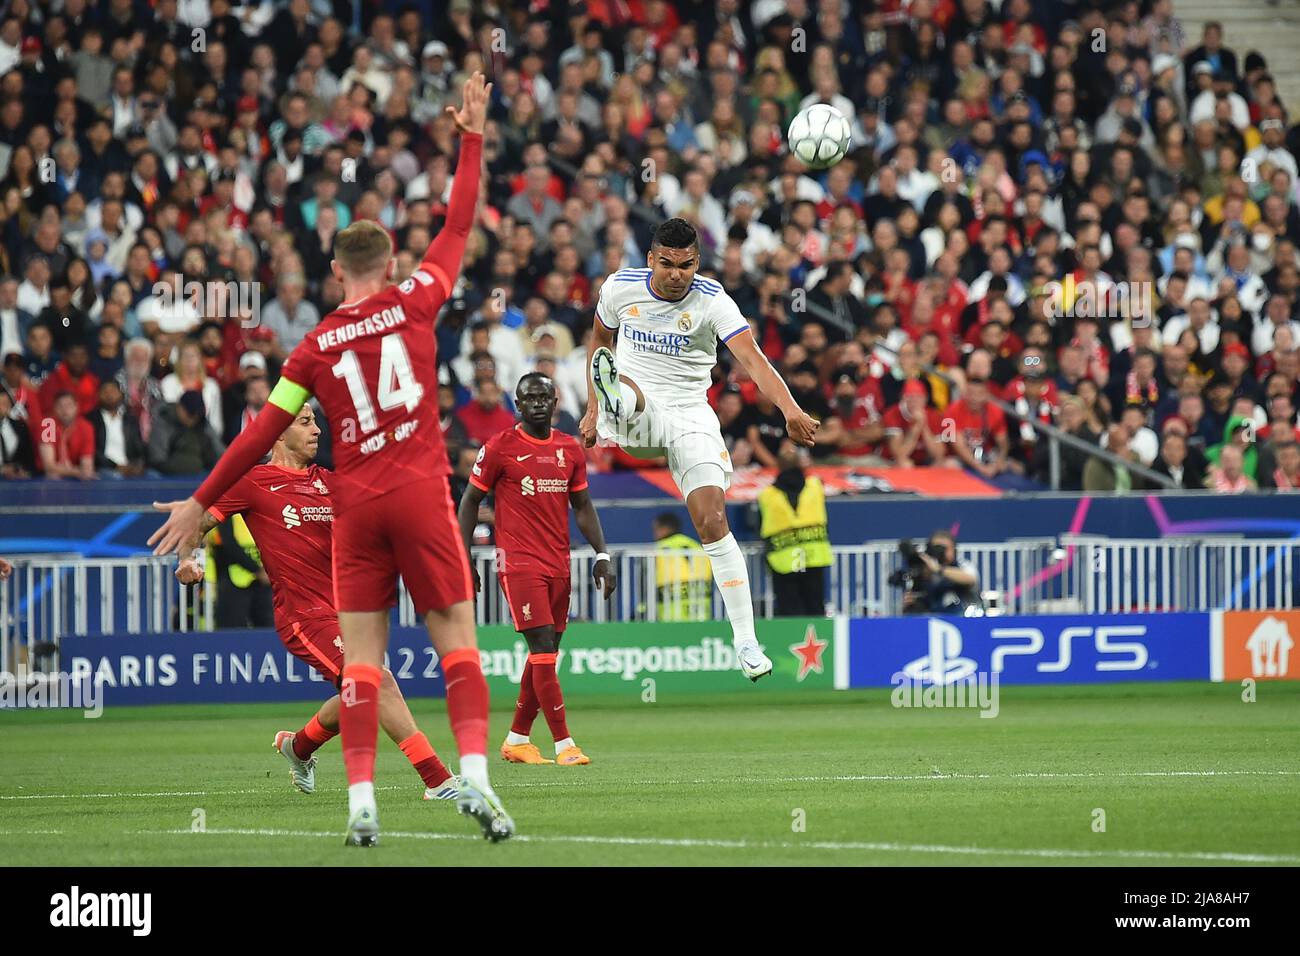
[
  {"x1": 1061, "y1": 535, "x2": 1296, "y2": 613},
  {"x1": 1, "y1": 536, "x2": 1294, "y2": 667}
]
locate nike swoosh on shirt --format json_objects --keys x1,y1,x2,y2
[
  {"x1": 270, "y1": 484, "x2": 289, "y2": 491},
  {"x1": 552, "y1": 705, "x2": 564, "y2": 711},
  {"x1": 516, "y1": 455, "x2": 532, "y2": 462}
]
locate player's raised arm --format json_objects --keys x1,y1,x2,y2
[
  {"x1": 418, "y1": 71, "x2": 491, "y2": 301},
  {"x1": 148, "y1": 377, "x2": 311, "y2": 556},
  {"x1": 724, "y1": 327, "x2": 819, "y2": 447}
]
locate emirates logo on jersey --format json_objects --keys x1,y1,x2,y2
[
  {"x1": 521, "y1": 475, "x2": 536, "y2": 496},
  {"x1": 282, "y1": 504, "x2": 301, "y2": 529}
]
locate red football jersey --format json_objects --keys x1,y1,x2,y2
[
  {"x1": 469, "y1": 425, "x2": 588, "y2": 576},
  {"x1": 940, "y1": 399, "x2": 1007, "y2": 459},
  {"x1": 277, "y1": 269, "x2": 453, "y2": 511},
  {"x1": 208, "y1": 462, "x2": 336, "y2": 631}
]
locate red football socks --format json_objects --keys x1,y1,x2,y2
[
  {"x1": 441, "y1": 648, "x2": 489, "y2": 757},
  {"x1": 510, "y1": 657, "x2": 540, "y2": 736},
  {"x1": 529, "y1": 652, "x2": 570, "y2": 743},
  {"x1": 398, "y1": 731, "x2": 453, "y2": 788},
  {"x1": 292, "y1": 713, "x2": 337, "y2": 760},
  {"x1": 339, "y1": 663, "x2": 382, "y2": 785}
]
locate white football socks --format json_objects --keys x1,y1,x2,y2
[
  {"x1": 702, "y1": 533, "x2": 757, "y2": 648},
  {"x1": 459, "y1": 753, "x2": 491, "y2": 793},
  {"x1": 348, "y1": 781, "x2": 375, "y2": 817},
  {"x1": 505, "y1": 731, "x2": 529, "y2": 745},
  {"x1": 618, "y1": 380, "x2": 642, "y2": 421},
  {"x1": 555, "y1": 736, "x2": 575, "y2": 755}
]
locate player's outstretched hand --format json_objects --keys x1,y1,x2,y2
[
  {"x1": 446, "y1": 70, "x2": 492, "y2": 135},
  {"x1": 0, "y1": 557, "x2": 12, "y2": 581},
  {"x1": 786, "y1": 408, "x2": 820, "y2": 447},
  {"x1": 593, "y1": 558, "x2": 617, "y2": 600},
  {"x1": 149, "y1": 498, "x2": 205, "y2": 557},
  {"x1": 579, "y1": 407, "x2": 598, "y2": 448}
]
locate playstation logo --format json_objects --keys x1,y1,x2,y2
[{"x1": 902, "y1": 619, "x2": 977, "y2": 685}]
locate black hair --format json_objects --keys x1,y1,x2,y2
[
  {"x1": 651, "y1": 217, "x2": 698, "y2": 251},
  {"x1": 653, "y1": 511, "x2": 682, "y2": 534},
  {"x1": 516, "y1": 371, "x2": 555, "y2": 396}
]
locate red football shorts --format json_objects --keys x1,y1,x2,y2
[
  {"x1": 282, "y1": 615, "x2": 345, "y2": 687},
  {"x1": 332, "y1": 475, "x2": 474, "y2": 615},
  {"x1": 499, "y1": 572, "x2": 571, "y2": 634}
]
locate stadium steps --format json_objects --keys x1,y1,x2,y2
[{"x1": 1176, "y1": 0, "x2": 1300, "y2": 108}]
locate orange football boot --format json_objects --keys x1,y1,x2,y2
[
  {"x1": 555, "y1": 745, "x2": 590, "y2": 766},
  {"x1": 500, "y1": 741, "x2": 554, "y2": 764}
]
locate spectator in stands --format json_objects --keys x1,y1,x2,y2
[
  {"x1": 1207, "y1": 443, "x2": 1256, "y2": 492},
  {"x1": 89, "y1": 379, "x2": 146, "y2": 478},
  {"x1": 147, "y1": 389, "x2": 224, "y2": 476},
  {"x1": 883, "y1": 379, "x2": 950, "y2": 467},
  {"x1": 159, "y1": 339, "x2": 222, "y2": 437},
  {"x1": 0, "y1": 0, "x2": 1289, "y2": 505},
  {"x1": 1266, "y1": 441, "x2": 1300, "y2": 491},
  {"x1": 942, "y1": 375, "x2": 1013, "y2": 479},
  {"x1": 222, "y1": 362, "x2": 269, "y2": 445},
  {"x1": 456, "y1": 379, "x2": 516, "y2": 448},
  {"x1": 38, "y1": 341, "x2": 98, "y2": 415},
  {"x1": 1084, "y1": 423, "x2": 1146, "y2": 492},
  {"x1": 0, "y1": 276, "x2": 33, "y2": 359},
  {"x1": 1206, "y1": 415, "x2": 1259, "y2": 483},
  {"x1": 0, "y1": 386, "x2": 35, "y2": 478},
  {"x1": 1153, "y1": 428, "x2": 1206, "y2": 490},
  {"x1": 37, "y1": 391, "x2": 95, "y2": 481}
]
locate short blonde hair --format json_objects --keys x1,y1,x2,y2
[{"x1": 333, "y1": 220, "x2": 393, "y2": 276}]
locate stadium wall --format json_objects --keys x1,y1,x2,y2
[{"x1": 20, "y1": 611, "x2": 1294, "y2": 709}]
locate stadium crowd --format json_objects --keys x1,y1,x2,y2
[{"x1": 1, "y1": 0, "x2": 1299, "y2": 494}]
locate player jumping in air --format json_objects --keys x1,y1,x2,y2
[
  {"x1": 457, "y1": 373, "x2": 616, "y2": 767},
  {"x1": 150, "y1": 73, "x2": 510, "y2": 847},
  {"x1": 165, "y1": 403, "x2": 459, "y2": 801},
  {"x1": 579, "y1": 218, "x2": 819, "y2": 681}
]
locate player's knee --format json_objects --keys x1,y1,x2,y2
[
  {"x1": 525, "y1": 626, "x2": 557, "y2": 655},
  {"x1": 695, "y1": 508, "x2": 729, "y2": 543}
]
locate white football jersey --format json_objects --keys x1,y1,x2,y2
[{"x1": 595, "y1": 267, "x2": 750, "y2": 403}]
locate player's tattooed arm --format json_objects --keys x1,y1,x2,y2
[
  {"x1": 165, "y1": 508, "x2": 221, "y2": 585},
  {"x1": 724, "y1": 327, "x2": 820, "y2": 447},
  {"x1": 570, "y1": 488, "x2": 617, "y2": 599},
  {"x1": 456, "y1": 482, "x2": 488, "y2": 593}
]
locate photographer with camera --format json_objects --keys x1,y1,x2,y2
[{"x1": 891, "y1": 530, "x2": 981, "y2": 615}]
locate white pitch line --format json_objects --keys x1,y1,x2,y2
[
  {"x1": 144, "y1": 827, "x2": 1300, "y2": 864},
  {"x1": 4, "y1": 769, "x2": 1299, "y2": 801}
]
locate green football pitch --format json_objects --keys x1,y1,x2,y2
[{"x1": 2, "y1": 682, "x2": 1298, "y2": 866}]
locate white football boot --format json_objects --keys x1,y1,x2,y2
[
  {"x1": 736, "y1": 641, "x2": 774, "y2": 682},
  {"x1": 273, "y1": 731, "x2": 317, "y2": 794}
]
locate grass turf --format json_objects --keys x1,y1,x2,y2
[{"x1": 1, "y1": 681, "x2": 1298, "y2": 866}]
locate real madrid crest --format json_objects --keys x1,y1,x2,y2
[{"x1": 678, "y1": 315, "x2": 692, "y2": 332}]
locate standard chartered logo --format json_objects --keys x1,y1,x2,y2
[{"x1": 282, "y1": 504, "x2": 301, "y2": 528}]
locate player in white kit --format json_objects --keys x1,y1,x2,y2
[{"x1": 579, "y1": 218, "x2": 819, "y2": 681}]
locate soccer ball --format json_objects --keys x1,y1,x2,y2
[{"x1": 787, "y1": 104, "x2": 852, "y2": 169}]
